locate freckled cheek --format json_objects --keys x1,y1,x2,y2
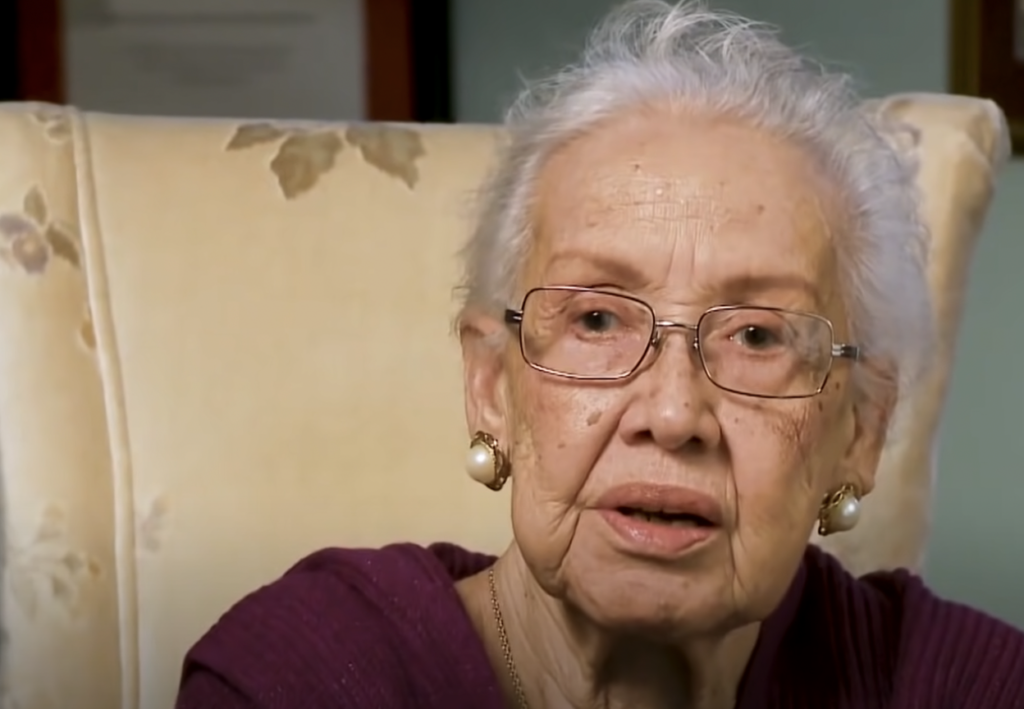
[
  {"x1": 511, "y1": 380, "x2": 619, "y2": 481},
  {"x1": 724, "y1": 409, "x2": 822, "y2": 522},
  {"x1": 517, "y1": 385, "x2": 612, "y2": 444}
]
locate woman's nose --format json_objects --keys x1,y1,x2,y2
[{"x1": 619, "y1": 334, "x2": 722, "y2": 452}]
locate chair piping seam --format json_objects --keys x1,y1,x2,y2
[{"x1": 68, "y1": 107, "x2": 141, "y2": 709}]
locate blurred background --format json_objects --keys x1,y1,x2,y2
[{"x1": 1, "y1": 0, "x2": 1022, "y2": 625}]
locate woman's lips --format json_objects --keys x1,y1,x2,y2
[
  {"x1": 598, "y1": 508, "x2": 717, "y2": 556},
  {"x1": 594, "y1": 482, "x2": 723, "y2": 557}
]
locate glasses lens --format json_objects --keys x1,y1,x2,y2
[
  {"x1": 520, "y1": 289, "x2": 654, "y2": 378},
  {"x1": 697, "y1": 307, "x2": 834, "y2": 397}
]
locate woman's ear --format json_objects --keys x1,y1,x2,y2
[
  {"x1": 459, "y1": 309, "x2": 513, "y2": 444},
  {"x1": 840, "y1": 372, "x2": 898, "y2": 497}
]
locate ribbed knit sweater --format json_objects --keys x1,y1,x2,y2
[{"x1": 176, "y1": 543, "x2": 1024, "y2": 708}]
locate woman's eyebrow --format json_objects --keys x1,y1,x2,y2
[
  {"x1": 544, "y1": 250, "x2": 649, "y2": 287},
  {"x1": 714, "y1": 273, "x2": 823, "y2": 306}
]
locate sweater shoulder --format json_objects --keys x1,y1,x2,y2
[
  {"x1": 876, "y1": 567, "x2": 1024, "y2": 706},
  {"x1": 799, "y1": 547, "x2": 1024, "y2": 707},
  {"x1": 176, "y1": 543, "x2": 498, "y2": 708}
]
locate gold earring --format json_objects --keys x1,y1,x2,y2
[
  {"x1": 465, "y1": 431, "x2": 511, "y2": 491},
  {"x1": 817, "y1": 483, "x2": 862, "y2": 536}
]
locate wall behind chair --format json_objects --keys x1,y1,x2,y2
[{"x1": 451, "y1": 0, "x2": 1024, "y2": 627}]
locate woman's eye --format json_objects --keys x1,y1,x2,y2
[
  {"x1": 578, "y1": 310, "x2": 617, "y2": 332},
  {"x1": 734, "y1": 325, "x2": 778, "y2": 349}
]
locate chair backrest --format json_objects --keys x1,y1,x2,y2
[{"x1": 0, "y1": 94, "x2": 1008, "y2": 709}]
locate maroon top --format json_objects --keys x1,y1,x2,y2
[{"x1": 176, "y1": 543, "x2": 1024, "y2": 708}]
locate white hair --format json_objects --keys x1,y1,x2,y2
[{"x1": 457, "y1": 0, "x2": 932, "y2": 406}]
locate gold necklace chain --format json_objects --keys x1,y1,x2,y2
[{"x1": 488, "y1": 567, "x2": 530, "y2": 709}]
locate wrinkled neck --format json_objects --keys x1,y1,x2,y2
[{"x1": 479, "y1": 545, "x2": 761, "y2": 709}]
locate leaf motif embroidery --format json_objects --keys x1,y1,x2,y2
[
  {"x1": 345, "y1": 125, "x2": 426, "y2": 189},
  {"x1": 270, "y1": 131, "x2": 344, "y2": 199},
  {"x1": 138, "y1": 496, "x2": 170, "y2": 553},
  {"x1": 228, "y1": 121, "x2": 428, "y2": 198},
  {"x1": 45, "y1": 224, "x2": 80, "y2": 268},
  {"x1": 227, "y1": 123, "x2": 287, "y2": 151},
  {"x1": 0, "y1": 214, "x2": 35, "y2": 241},
  {"x1": 79, "y1": 304, "x2": 96, "y2": 351},
  {"x1": 45, "y1": 118, "x2": 70, "y2": 142},
  {"x1": 30, "y1": 106, "x2": 71, "y2": 144},
  {"x1": 11, "y1": 230, "x2": 49, "y2": 274},
  {"x1": 6, "y1": 505, "x2": 103, "y2": 621},
  {"x1": 0, "y1": 188, "x2": 82, "y2": 275},
  {"x1": 22, "y1": 186, "x2": 47, "y2": 225}
]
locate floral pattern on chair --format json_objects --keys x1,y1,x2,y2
[
  {"x1": 137, "y1": 496, "x2": 170, "y2": 555},
  {"x1": 226, "y1": 122, "x2": 426, "y2": 198},
  {"x1": 28, "y1": 106, "x2": 70, "y2": 144},
  {"x1": 0, "y1": 187, "x2": 81, "y2": 275},
  {"x1": 6, "y1": 505, "x2": 103, "y2": 622}
]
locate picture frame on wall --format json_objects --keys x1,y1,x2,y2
[
  {"x1": 950, "y1": 0, "x2": 1024, "y2": 154},
  {"x1": 3, "y1": 0, "x2": 452, "y2": 122}
]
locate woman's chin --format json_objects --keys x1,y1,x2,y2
[{"x1": 562, "y1": 562, "x2": 746, "y2": 637}]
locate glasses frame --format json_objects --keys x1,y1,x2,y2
[{"x1": 503, "y1": 286, "x2": 860, "y2": 400}]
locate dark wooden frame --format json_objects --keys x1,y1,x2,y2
[
  {"x1": 950, "y1": 0, "x2": 1024, "y2": 154},
  {"x1": 4, "y1": 0, "x2": 66, "y2": 104},
  {"x1": 365, "y1": 0, "x2": 453, "y2": 122},
  {"x1": 1, "y1": 0, "x2": 453, "y2": 122}
]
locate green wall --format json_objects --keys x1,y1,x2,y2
[{"x1": 452, "y1": 0, "x2": 1024, "y2": 626}]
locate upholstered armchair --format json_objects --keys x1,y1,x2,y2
[{"x1": 0, "y1": 93, "x2": 1008, "y2": 709}]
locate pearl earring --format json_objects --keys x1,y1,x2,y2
[
  {"x1": 465, "y1": 431, "x2": 511, "y2": 491},
  {"x1": 817, "y1": 483, "x2": 861, "y2": 536}
]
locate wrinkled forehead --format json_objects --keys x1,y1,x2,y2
[{"x1": 526, "y1": 109, "x2": 845, "y2": 306}]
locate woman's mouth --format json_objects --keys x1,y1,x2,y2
[
  {"x1": 616, "y1": 507, "x2": 714, "y2": 527},
  {"x1": 594, "y1": 484, "x2": 723, "y2": 558}
]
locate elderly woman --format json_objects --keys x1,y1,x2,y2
[{"x1": 176, "y1": 2, "x2": 1024, "y2": 708}]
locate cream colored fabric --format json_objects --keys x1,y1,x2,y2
[
  {"x1": 813, "y1": 94, "x2": 1011, "y2": 575},
  {"x1": 0, "y1": 95, "x2": 1008, "y2": 709}
]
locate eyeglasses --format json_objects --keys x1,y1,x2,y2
[{"x1": 503, "y1": 286, "x2": 859, "y2": 400}]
